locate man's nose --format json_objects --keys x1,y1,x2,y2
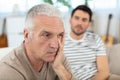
[
  {"x1": 49, "y1": 37, "x2": 58, "y2": 48},
  {"x1": 78, "y1": 19, "x2": 83, "y2": 24}
]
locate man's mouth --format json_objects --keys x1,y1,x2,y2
[
  {"x1": 76, "y1": 25, "x2": 82, "y2": 30},
  {"x1": 47, "y1": 48, "x2": 58, "y2": 55}
]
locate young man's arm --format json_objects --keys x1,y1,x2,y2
[{"x1": 92, "y1": 56, "x2": 109, "y2": 80}]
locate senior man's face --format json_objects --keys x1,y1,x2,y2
[{"x1": 25, "y1": 15, "x2": 64, "y2": 62}]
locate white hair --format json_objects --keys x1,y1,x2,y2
[{"x1": 25, "y1": 3, "x2": 62, "y2": 32}]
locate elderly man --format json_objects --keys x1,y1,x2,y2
[{"x1": 0, "y1": 3, "x2": 78, "y2": 80}]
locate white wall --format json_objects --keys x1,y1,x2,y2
[{"x1": 6, "y1": 16, "x2": 25, "y2": 47}]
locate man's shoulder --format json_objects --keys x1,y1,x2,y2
[
  {"x1": 85, "y1": 32, "x2": 100, "y2": 39},
  {"x1": 0, "y1": 48, "x2": 24, "y2": 70},
  {"x1": 0, "y1": 46, "x2": 22, "y2": 64},
  {"x1": 0, "y1": 45, "x2": 26, "y2": 75},
  {"x1": 86, "y1": 32, "x2": 98, "y2": 36},
  {"x1": 0, "y1": 61, "x2": 25, "y2": 80},
  {"x1": 0, "y1": 46, "x2": 29, "y2": 80}
]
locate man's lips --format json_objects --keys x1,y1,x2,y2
[
  {"x1": 76, "y1": 25, "x2": 82, "y2": 30},
  {"x1": 48, "y1": 51, "x2": 56, "y2": 54},
  {"x1": 47, "y1": 52, "x2": 56, "y2": 58},
  {"x1": 47, "y1": 48, "x2": 58, "y2": 56}
]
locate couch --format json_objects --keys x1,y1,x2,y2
[
  {"x1": 0, "y1": 47, "x2": 14, "y2": 60},
  {"x1": 0, "y1": 44, "x2": 120, "y2": 80},
  {"x1": 107, "y1": 44, "x2": 120, "y2": 80}
]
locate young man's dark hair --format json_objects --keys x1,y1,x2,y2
[{"x1": 71, "y1": 5, "x2": 93, "y2": 22}]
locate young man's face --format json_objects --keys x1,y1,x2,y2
[
  {"x1": 70, "y1": 10, "x2": 90, "y2": 36},
  {"x1": 25, "y1": 15, "x2": 64, "y2": 62}
]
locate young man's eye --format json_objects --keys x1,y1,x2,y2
[
  {"x1": 82, "y1": 18, "x2": 88, "y2": 22},
  {"x1": 74, "y1": 16, "x2": 79, "y2": 20}
]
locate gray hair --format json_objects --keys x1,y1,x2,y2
[{"x1": 25, "y1": 3, "x2": 62, "y2": 31}]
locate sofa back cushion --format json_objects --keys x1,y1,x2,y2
[
  {"x1": 0, "y1": 47, "x2": 14, "y2": 60},
  {"x1": 106, "y1": 44, "x2": 120, "y2": 75}
]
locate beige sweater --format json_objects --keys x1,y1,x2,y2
[{"x1": 0, "y1": 44, "x2": 78, "y2": 80}]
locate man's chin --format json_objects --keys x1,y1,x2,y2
[{"x1": 46, "y1": 58, "x2": 55, "y2": 62}]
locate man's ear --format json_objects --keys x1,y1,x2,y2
[{"x1": 24, "y1": 28, "x2": 29, "y2": 43}]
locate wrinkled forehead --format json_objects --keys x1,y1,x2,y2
[{"x1": 33, "y1": 15, "x2": 64, "y2": 34}]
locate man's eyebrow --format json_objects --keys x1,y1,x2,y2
[
  {"x1": 74, "y1": 15, "x2": 79, "y2": 18},
  {"x1": 39, "y1": 30, "x2": 52, "y2": 35},
  {"x1": 59, "y1": 32, "x2": 64, "y2": 35},
  {"x1": 41, "y1": 30, "x2": 52, "y2": 33},
  {"x1": 40, "y1": 30, "x2": 64, "y2": 36}
]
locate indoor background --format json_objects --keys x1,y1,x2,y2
[{"x1": 0, "y1": 0, "x2": 120, "y2": 47}]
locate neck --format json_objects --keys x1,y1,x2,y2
[
  {"x1": 30, "y1": 58, "x2": 44, "y2": 72},
  {"x1": 29, "y1": 56, "x2": 44, "y2": 72},
  {"x1": 70, "y1": 31, "x2": 84, "y2": 40}
]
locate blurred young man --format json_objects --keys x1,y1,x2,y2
[{"x1": 64, "y1": 5, "x2": 109, "y2": 80}]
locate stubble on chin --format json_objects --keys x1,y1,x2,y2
[{"x1": 72, "y1": 28, "x2": 85, "y2": 36}]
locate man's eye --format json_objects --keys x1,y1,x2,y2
[
  {"x1": 58, "y1": 34, "x2": 64, "y2": 39},
  {"x1": 44, "y1": 33, "x2": 49, "y2": 37},
  {"x1": 75, "y1": 16, "x2": 79, "y2": 20},
  {"x1": 83, "y1": 18, "x2": 88, "y2": 22},
  {"x1": 43, "y1": 33, "x2": 51, "y2": 38}
]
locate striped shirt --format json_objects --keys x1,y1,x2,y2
[{"x1": 64, "y1": 32, "x2": 106, "y2": 80}]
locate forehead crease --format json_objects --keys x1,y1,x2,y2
[
  {"x1": 34, "y1": 17, "x2": 63, "y2": 27},
  {"x1": 33, "y1": 15, "x2": 64, "y2": 33},
  {"x1": 41, "y1": 27, "x2": 64, "y2": 34}
]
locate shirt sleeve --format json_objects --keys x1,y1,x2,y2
[{"x1": 95, "y1": 34, "x2": 106, "y2": 56}]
